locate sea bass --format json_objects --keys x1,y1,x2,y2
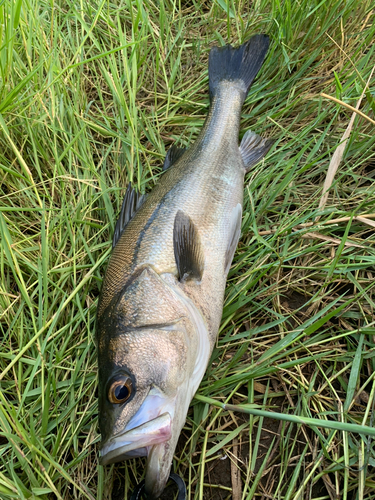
[{"x1": 96, "y1": 34, "x2": 272, "y2": 499}]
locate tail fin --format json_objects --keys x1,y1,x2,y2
[{"x1": 209, "y1": 34, "x2": 269, "y2": 101}]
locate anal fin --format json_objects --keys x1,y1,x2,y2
[
  {"x1": 113, "y1": 184, "x2": 146, "y2": 248},
  {"x1": 173, "y1": 211, "x2": 204, "y2": 282},
  {"x1": 239, "y1": 130, "x2": 274, "y2": 173}
]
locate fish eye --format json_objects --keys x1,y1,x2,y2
[{"x1": 108, "y1": 376, "x2": 133, "y2": 404}]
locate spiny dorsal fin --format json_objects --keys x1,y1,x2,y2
[
  {"x1": 113, "y1": 184, "x2": 146, "y2": 248},
  {"x1": 224, "y1": 203, "x2": 242, "y2": 275},
  {"x1": 239, "y1": 130, "x2": 274, "y2": 173},
  {"x1": 163, "y1": 145, "x2": 186, "y2": 171},
  {"x1": 173, "y1": 210, "x2": 204, "y2": 282}
]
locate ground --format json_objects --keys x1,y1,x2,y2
[{"x1": 0, "y1": 0, "x2": 375, "y2": 499}]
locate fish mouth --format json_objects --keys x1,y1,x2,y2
[{"x1": 99, "y1": 412, "x2": 172, "y2": 465}]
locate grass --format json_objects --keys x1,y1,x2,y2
[{"x1": 0, "y1": 0, "x2": 375, "y2": 498}]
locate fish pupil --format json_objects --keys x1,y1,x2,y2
[{"x1": 115, "y1": 384, "x2": 129, "y2": 401}]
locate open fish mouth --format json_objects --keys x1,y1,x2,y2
[{"x1": 99, "y1": 412, "x2": 172, "y2": 465}]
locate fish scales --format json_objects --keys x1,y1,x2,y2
[
  {"x1": 96, "y1": 34, "x2": 273, "y2": 499},
  {"x1": 98, "y1": 84, "x2": 243, "y2": 325}
]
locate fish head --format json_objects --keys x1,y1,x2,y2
[{"x1": 97, "y1": 267, "x2": 201, "y2": 498}]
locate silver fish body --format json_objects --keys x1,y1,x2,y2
[{"x1": 96, "y1": 34, "x2": 272, "y2": 499}]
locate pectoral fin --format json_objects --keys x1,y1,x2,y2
[
  {"x1": 173, "y1": 211, "x2": 204, "y2": 282},
  {"x1": 239, "y1": 130, "x2": 274, "y2": 173},
  {"x1": 224, "y1": 203, "x2": 242, "y2": 275},
  {"x1": 113, "y1": 185, "x2": 146, "y2": 248}
]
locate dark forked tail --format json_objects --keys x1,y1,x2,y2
[{"x1": 208, "y1": 34, "x2": 269, "y2": 101}]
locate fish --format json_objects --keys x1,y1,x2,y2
[{"x1": 96, "y1": 34, "x2": 273, "y2": 499}]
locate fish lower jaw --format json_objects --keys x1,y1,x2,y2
[{"x1": 99, "y1": 412, "x2": 172, "y2": 465}]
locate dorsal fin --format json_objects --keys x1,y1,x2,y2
[
  {"x1": 163, "y1": 145, "x2": 186, "y2": 171},
  {"x1": 239, "y1": 130, "x2": 274, "y2": 173},
  {"x1": 224, "y1": 203, "x2": 242, "y2": 275},
  {"x1": 173, "y1": 210, "x2": 204, "y2": 282},
  {"x1": 112, "y1": 184, "x2": 145, "y2": 248}
]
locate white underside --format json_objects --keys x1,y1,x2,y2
[{"x1": 168, "y1": 282, "x2": 211, "y2": 400}]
